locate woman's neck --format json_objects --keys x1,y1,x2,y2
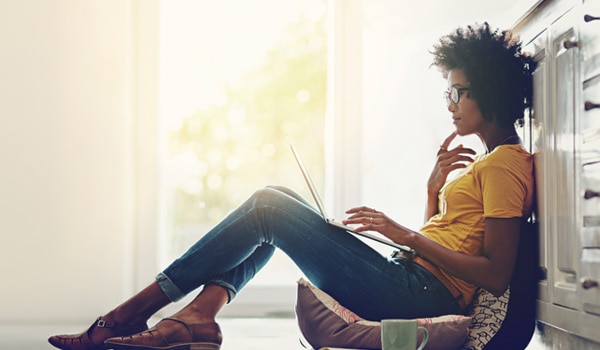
[{"x1": 480, "y1": 130, "x2": 520, "y2": 153}]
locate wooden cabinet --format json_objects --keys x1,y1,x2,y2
[
  {"x1": 515, "y1": 0, "x2": 600, "y2": 345},
  {"x1": 550, "y1": 6, "x2": 580, "y2": 311},
  {"x1": 579, "y1": 0, "x2": 600, "y2": 320}
]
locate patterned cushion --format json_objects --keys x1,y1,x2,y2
[{"x1": 461, "y1": 288, "x2": 510, "y2": 350}]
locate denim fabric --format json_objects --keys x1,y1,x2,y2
[{"x1": 158, "y1": 185, "x2": 461, "y2": 320}]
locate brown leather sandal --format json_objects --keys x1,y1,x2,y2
[
  {"x1": 103, "y1": 317, "x2": 222, "y2": 350},
  {"x1": 48, "y1": 317, "x2": 148, "y2": 350}
]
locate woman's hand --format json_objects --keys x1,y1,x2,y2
[
  {"x1": 342, "y1": 206, "x2": 414, "y2": 246},
  {"x1": 427, "y1": 131, "x2": 476, "y2": 195}
]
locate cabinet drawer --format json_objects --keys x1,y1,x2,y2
[
  {"x1": 581, "y1": 248, "x2": 600, "y2": 281},
  {"x1": 582, "y1": 227, "x2": 600, "y2": 247},
  {"x1": 582, "y1": 161, "x2": 600, "y2": 218},
  {"x1": 584, "y1": 215, "x2": 600, "y2": 228},
  {"x1": 580, "y1": 248, "x2": 600, "y2": 316},
  {"x1": 582, "y1": 0, "x2": 600, "y2": 25},
  {"x1": 580, "y1": 134, "x2": 600, "y2": 175},
  {"x1": 582, "y1": 0, "x2": 600, "y2": 81},
  {"x1": 582, "y1": 37, "x2": 600, "y2": 81},
  {"x1": 582, "y1": 75, "x2": 600, "y2": 137}
]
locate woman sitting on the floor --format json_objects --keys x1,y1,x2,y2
[{"x1": 49, "y1": 22, "x2": 536, "y2": 350}]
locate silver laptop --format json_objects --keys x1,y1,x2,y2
[{"x1": 290, "y1": 144, "x2": 410, "y2": 252}]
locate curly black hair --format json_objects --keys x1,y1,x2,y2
[{"x1": 431, "y1": 22, "x2": 537, "y2": 128}]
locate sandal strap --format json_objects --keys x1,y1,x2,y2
[
  {"x1": 158, "y1": 317, "x2": 222, "y2": 345},
  {"x1": 95, "y1": 316, "x2": 147, "y2": 331},
  {"x1": 95, "y1": 317, "x2": 117, "y2": 329},
  {"x1": 161, "y1": 317, "x2": 193, "y2": 335}
]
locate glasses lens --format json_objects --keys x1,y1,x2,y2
[
  {"x1": 450, "y1": 87, "x2": 459, "y2": 104},
  {"x1": 445, "y1": 87, "x2": 469, "y2": 106}
]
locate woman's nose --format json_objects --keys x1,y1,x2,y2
[{"x1": 447, "y1": 101, "x2": 456, "y2": 113}]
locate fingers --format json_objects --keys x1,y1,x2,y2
[
  {"x1": 438, "y1": 131, "x2": 458, "y2": 154},
  {"x1": 438, "y1": 145, "x2": 477, "y2": 160},
  {"x1": 436, "y1": 153, "x2": 474, "y2": 175},
  {"x1": 454, "y1": 145, "x2": 477, "y2": 156},
  {"x1": 440, "y1": 131, "x2": 458, "y2": 150},
  {"x1": 432, "y1": 145, "x2": 476, "y2": 185},
  {"x1": 437, "y1": 132, "x2": 478, "y2": 157},
  {"x1": 343, "y1": 207, "x2": 382, "y2": 228},
  {"x1": 445, "y1": 162, "x2": 470, "y2": 173},
  {"x1": 438, "y1": 152, "x2": 476, "y2": 164},
  {"x1": 345, "y1": 206, "x2": 378, "y2": 214}
]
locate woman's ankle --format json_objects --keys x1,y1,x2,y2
[
  {"x1": 104, "y1": 308, "x2": 148, "y2": 327},
  {"x1": 107, "y1": 282, "x2": 171, "y2": 326},
  {"x1": 171, "y1": 308, "x2": 215, "y2": 324}
]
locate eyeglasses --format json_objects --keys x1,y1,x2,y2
[{"x1": 444, "y1": 87, "x2": 470, "y2": 107}]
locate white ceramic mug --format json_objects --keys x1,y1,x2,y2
[{"x1": 381, "y1": 319, "x2": 429, "y2": 350}]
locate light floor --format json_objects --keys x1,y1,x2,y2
[
  {"x1": 2, "y1": 317, "x2": 548, "y2": 350},
  {"x1": 1, "y1": 318, "x2": 304, "y2": 350}
]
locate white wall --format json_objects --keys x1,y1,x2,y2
[
  {"x1": 0, "y1": 0, "x2": 158, "y2": 323},
  {"x1": 325, "y1": 1, "x2": 523, "y2": 259}
]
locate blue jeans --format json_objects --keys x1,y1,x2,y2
[{"x1": 157, "y1": 185, "x2": 461, "y2": 320}]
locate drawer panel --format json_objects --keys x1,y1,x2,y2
[
  {"x1": 582, "y1": 0, "x2": 600, "y2": 81},
  {"x1": 580, "y1": 248, "x2": 600, "y2": 316},
  {"x1": 581, "y1": 248, "x2": 600, "y2": 280},
  {"x1": 581, "y1": 161, "x2": 600, "y2": 218},
  {"x1": 584, "y1": 215, "x2": 600, "y2": 227},
  {"x1": 583, "y1": 0, "x2": 600, "y2": 23},
  {"x1": 582, "y1": 227, "x2": 600, "y2": 247},
  {"x1": 582, "y1": 37, "x2": 600, "y2": 81},
  {"x1": 580, "y1": 142, "x2": 600, "y2": 169},
  {"x1": 582, "y1": 75, "x2": 600, "y2": 135}
]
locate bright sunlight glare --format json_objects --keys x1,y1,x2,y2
[{"x1": 159, "y1": 0, "x2": 325, "y2": 131}]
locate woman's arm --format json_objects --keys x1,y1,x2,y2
[
  {"x1": 407, "y1": 217, "x2": 521, "y2": 296},
  {"x1": 343, "y1": 210, "x2": 521, "y2": 296}
]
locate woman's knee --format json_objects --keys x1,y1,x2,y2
[
  {"x1": 249, "y1": 186, "x2": 309, "y2": 213},
  {"x1": 266, "y1": 185, "x2": 294, "y2": 195},
  {"x1": 250, "y1": 186, "x2": 289, "y2": 205},
  {"x1": 265, "y1": 185, "x2": 309, "y2": 204}
]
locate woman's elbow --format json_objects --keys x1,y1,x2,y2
[
  {"x1": 487, "y1": 277, "x2": 511, "y2": 297},
  {"x1": 482, "y1": 257, "x2": 515, "y2": 296},
  {"x1": 489, "y1": 285, "x2": 509, "y2": 297}
]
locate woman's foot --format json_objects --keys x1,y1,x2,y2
[
  {"x1": 48, "y1": 316, "x2": 148, "y2": 350},
  {"x1": 104, "y1": 317, "x2": 222, "y2": 350}
]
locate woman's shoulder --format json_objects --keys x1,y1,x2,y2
[
  {"x1": 475, "y1": 144, "x2": 533, "y2": 174},
  {"x1": 483, "y1": 144, "x2": 532, "y2": 163}
]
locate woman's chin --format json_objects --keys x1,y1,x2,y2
[{"x1": 454, "y1": 128, "x2": 474, "y2": 137}]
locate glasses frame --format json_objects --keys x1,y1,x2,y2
[{"x1": 444, "y1": 87, "x2": 470, "y2": 107}]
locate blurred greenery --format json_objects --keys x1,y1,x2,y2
[{"x1": 166, "y1": 11, "x2": 327, "y2": 255}]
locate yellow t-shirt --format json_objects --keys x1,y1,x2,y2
[{"x1": 420, "y1": 144, "x2": 535, "y2": 306}]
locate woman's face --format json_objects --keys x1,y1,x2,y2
[{"x1": 446, "y1": 69, "x2": 485, "y2": 136}]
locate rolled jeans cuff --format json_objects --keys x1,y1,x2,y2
[
  {"x1": 156, "y1": 272, "x2": 186, "y2": 302},
  {"x1": 207, "y1": 279, "x2": 237, "y2": 303}
]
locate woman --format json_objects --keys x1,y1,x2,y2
[{"x1": 49, "y1": 22, "x2": 536, "y2": 350}]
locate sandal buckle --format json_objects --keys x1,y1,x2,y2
[{"x1": 96, "y1": 319, "x2": 114, "y2": 328}]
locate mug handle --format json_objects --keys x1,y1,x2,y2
[{"x1": 416, "y1": 326, "x2": 429, "y2": 350}]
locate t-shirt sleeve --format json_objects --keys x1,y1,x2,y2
[{"x1": 479, "y1": 164, "x2": 527, "y2": 218}]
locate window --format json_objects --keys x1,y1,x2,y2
[{"x1": 158, "y1": 0, "x2": 327, "y2": 291}]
